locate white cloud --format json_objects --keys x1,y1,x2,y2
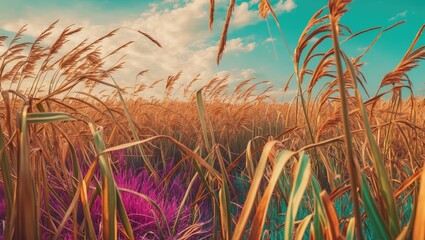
[
  {"x1": 240, "y1": 68, "x2": 256, "y2": 79},
  {"x1": 389, "y1": 10, "x2": 408, "y2": 21},
  {"x1": 0, "y1": 0, "x2": 259, "y2": 99},
  {"x1": 275, "y1": 0, "x2": 297, "y2": 13},
  {"x1": 263, "y1": 37, "x2": 276, "y2": 44},
  {"x1": 268, "y1": 88, "x2": 297, "y2": 102},
  {"x1": 225, "y1": 38, "x2": 256, "y2": 53},
  {"x1": 231, "y1": 2, "x2": 260, "y2": 28},
  {"x1": 215, "y1": 68, "x2": 256, "y2": 86},
  {"x1": 231, "y1": 0, "x2": 297, "y2": 28}
]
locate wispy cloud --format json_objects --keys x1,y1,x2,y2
[
  {"x1": 389, "y1": 10, "x2": 408, "y2": 21},
  {"x1": 232, "y1": 2, "x2": 260, "y2": 28},
  {"x1": 240, "y1": 68, "x2": 256, "y2": 79},
  {"x1": 357, "y1": 46, "x2": 368, "y2": 52},
  {"x1": 225, "y1": 38, "x2": 256, "y2": 53},
  {"x1": 268, "y1": 88, "x2": 297, "y2": 102},
  {"x1": 231, "y1": 0, "x2": 297, "y2": 28},
  {"x1": 0, "y1": 0, "x2": 260, "y2": 99},
  {"x1": 275, "y1": 0, "x2": 297, "y2": 13},
  {"x1": 263, "y1": 37, "x2": 276, "y2": 44}
]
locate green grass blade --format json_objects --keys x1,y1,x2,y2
[
  {"x1": 91, "y1": 124, "x2": 117, "y2": 240},
  {"x1": 342, "y1": 51, "x2": 401, "y2": 235},
  {"x1": 311, "y1": 175, "x2": 326, "y2": 239},
  {"x1": 360, "y1": 174, "x2": 392, "y2": 239},
  {"x1": 196, "y1": 89, "x2": 215, "y2": 152},
  {"x1": 26, "y1": 112, "x2": 75, "y2": 124},
  {"x1": 219, "y1": 188, "x2": 231, "y2": 239},
  {"x1": 248, "y1": 149, "x2": 295, "y2": 239},
  {"x1": 116, "y1": 191, "x2": 135, "y2": 240},
  {"x1": 231, "y1": 140, "x2": 280, "y2": 240},
  {"x1": 284, "y1": 152, "x2": 311, "y2": 240},
  {"x1": 329, "y1": 10, "x2": 363, "y2": 239}
]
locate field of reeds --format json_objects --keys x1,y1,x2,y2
[{"x1": 1, "y1": 0, "x2": 425, "y2": 239}]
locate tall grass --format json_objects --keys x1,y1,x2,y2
[{"x1": 0, "y1": 0, "x2": 425, "y2": 239}]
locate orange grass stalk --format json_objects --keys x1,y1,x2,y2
[{"x1": 328, "y1": 0, "x2": 363, "y2": 239}]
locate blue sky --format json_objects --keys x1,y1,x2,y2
[{"x1": 0, "y1": 0, "x2": 424, "y2": 100}]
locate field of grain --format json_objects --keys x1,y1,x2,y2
[{"x1": 1, "y1": 0, "x2": 425, "y2": 239}]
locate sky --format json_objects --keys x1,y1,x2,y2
[{"x1": 0, "y1": 0, "x2": 424, "y2": 101}]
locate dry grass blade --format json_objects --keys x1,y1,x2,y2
[
  {"x1": 348, "y1": 21, "x2": 404, "y2": 63},
  {"x1": 108, "y1": 75, "x2": 160, "y2": 182},
  {"x1": 379, "y1": 25, "x2": 424, "y2": 92},
  {"x1": 320, "y1": 191, "x2": 341, "y2": 238},
  {"x1": 245, "y1": 139, "x2": 256, "y2": 181},
  {"x1": 16, "y1": 105, "x2": 39, "y2": 239},
  {"x1": 346, "y1": 218, "x2": 356, "y2": 240},
  {"x1": 26, "y1": 112, "x2": 75, "y2": 124},
  {"x1": 165, "y1": 71, "x2": 183, "y2": 101},
  {"x1": 413, "y1": 166, "x2": 425, "y2": 238},
  {"x1": 217, "y1": 0, "x2": 236, "y2": 65},
  {"x1": 54, "y1": 181, "x2": 86, "y2": 239},
  {"x1": 401, "y1": 24, "x2": 425, "y2": 60},
  {"x1": 118, "y1": 187, "x2": 171, "y2": 238},
  {"x1": 294, "y1": 214, "x2": 312, "y2": 240},
  {"x1": 116, "y1": 190, "x2": 135, "y2": 240},
  {"x1": 196, "y1": 90, "x2": 216, "y2": 152},
  {"x1": 172, "y1": 174, "x2": 198, "y2": 236},
  {"x1": 342, "y1": 51, "x2": 401, "y2": 236},
  {"x1": 137, "y1": 30, "x2": 162, "y2": 48},
  {"x1": 219, "y1": 188, "x2": 231, "y2": 239},
  {"x1": 259, "y1": 0, "x2": 270, "y2": 19},
  {"x1": 291, "y1": 7, "x2": 328, "y2": 145},
  {"x1": 79, "y1": 179, "x2": 96, "y2": 239},
  {"x1": 216, "y1": 146, "x2": 232, "y2": 239},
  {"x1": 328, "y1": 0, "x2": 363, "y2": 238},
  {"x1": 329, "y1": 0, "x2": 351, "y2": 21},
  {"x1": 341, "y1": 26, "x2": 382, "y2": 44},
  {"x1": 209, "y1": 0, "x2": 215, "y2": 30},
  {"x1": 0, "y1": 126, "x2": 15, "y2": 239},
  {"x1": 1, "y1": 6, "x2": 424, "y2": 240},
  {"x1": 100, "y1": 134, "x2": 222, "y2": 181},
  {"x1": 394, "y1": 168, "x2": 423, "y2": 197},
  {"x1": 183, "y1": 74, "x2": 201, "y2": 97}
]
